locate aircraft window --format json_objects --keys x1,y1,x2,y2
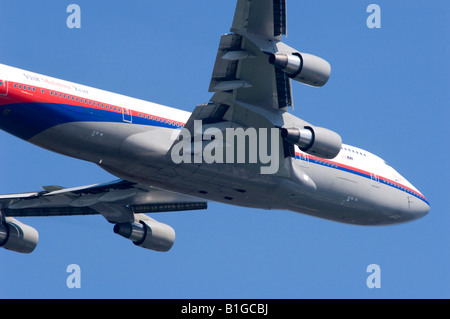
[
  {"x1": 76, "y1": 98, "x2": 79, "y2": 101},
  {"x1": 89, "y1": 101, "x2": 91, "y2": 105},
  {"x1": 14, "y1": 84, "x2": 17, "y2": 88},
  {"x1": 50, "y1": 91, "x2": 53, "y2": 95},
  {"x1": 32, "y1": 87, "x2": 35, "y2": 92},
  {"x1": 41, "y1": 89, "x2": 44, "y2": 93}
]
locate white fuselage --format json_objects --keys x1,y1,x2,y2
[{"x1": 0, "y1": 64, "x2": 430, "y2": 225}]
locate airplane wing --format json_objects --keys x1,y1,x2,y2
[
  {"x1": 0, "y1": 179, "x2": 207, "y2": 224},
  {"x1": 185, "y1": 0, "x2": 330, "y2": 136},
  {"x1": 180, "y1": 0, "x2": 333, "y2": 178},
  {"x1": 208, "y1": 0, "x2": 292, "y2": 113},
  {"x1": 183, "y1": 0, "x2": 293, "y2": 142},
  {"x1": 231, "y1": 0, "x2": 287, "y2": 39}
]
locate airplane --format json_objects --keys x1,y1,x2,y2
[{"x1": 0, "y1": 0, "x2": 429, "y2": 254}]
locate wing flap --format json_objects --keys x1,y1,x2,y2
[
  {"x1": 231, "y1": 0, "x2": 287, "y2": 39},
  {"x1": 208, "y1": 0, "x2": 293, "y2": 114},
  {"x1": 209, "y1": 34, "x2": 244, "y2": 93},
  {"x1": 0, "y1": 179, "x2": 207, "y2": 223}
]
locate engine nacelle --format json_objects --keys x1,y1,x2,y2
[
  {"x1": 114, "y1": 215, "x2": 175, "y2": 252},
  {"x1": 281, "y1": 126, "x2": 342, "y2": 159},
  {"x1": 0, "y1": 218, "x2": 39, "y2": 254},
  {"x1": 269, "y1": 52, "x2": 331, "y2": 87}
]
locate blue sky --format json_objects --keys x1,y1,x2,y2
[{"x1": 0, "y1": 0, "x2": 449, "y2": 299}]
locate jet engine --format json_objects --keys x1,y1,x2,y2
[
  {"x1": 114, "y1": 215, "x2": 175, "y2": 252},
  {"x1": 0, "y1": 217, "x2": 39, "y2": 254},
  {"x1": 269, "y1": 52, "x2": 331, "y2": 87},
  {"x1": 281, "y1": 126, "x2": 342, "y2": 159}
]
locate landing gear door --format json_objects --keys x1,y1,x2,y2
[{"x1": 0, "y1": 75, "x2": 8, "y2": 96}]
